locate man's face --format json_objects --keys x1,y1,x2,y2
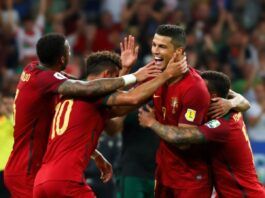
[{"x1": 151, "y1": 34, "x2": 176, "y2": 70}]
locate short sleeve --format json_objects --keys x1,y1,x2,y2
[
  {"x1": 36, "y1": 71, "x2": 67, "y2": 94},
  {"x1": 178, "y1": 86, "x2": 210, "y2": 125},
  {"x1": 199, "y1": 119, "x2": 229, "y2": 142}
]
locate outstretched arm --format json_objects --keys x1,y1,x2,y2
[
  {"x1": 150, "y1": 122, "x2": 204, "y2": 144},
  {"x1": 104, "y1": 54, "x2": 187, "y2": 108},
  {"x1": 58, "y1": 59, "x2": 162, "y2": 98},
  {"x1": 138, "y1": 105, "x2": 205, "y2": 144},
  {"x1": 58, "y1": 78, "x2": 125, "y2": 98}
]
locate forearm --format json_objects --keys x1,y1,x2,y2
[
  {"x1": 149, "y1": 121, "x2": 205, "y2": 144},
  {"x1": 91, "y1": 149, "x2": 103, "y2": 160},
  {"x1": 58, "y1": 78, "x2": 126, "y2": 98},
  {"x1": 104, "y1": 116, "x2": 125, "y2": 136},
  {"x1": 119, "y1": 68, "x2": 131, "y2": 76},
  {"x1": 106, "y1": 73, "x2": 169, "y2": 106},
  {"x1": 228, "y1": 90, "x2": 250, "y2": 112}
]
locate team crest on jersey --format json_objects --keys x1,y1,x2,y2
[
  {"x1": 54, "y1": 72, "x2": 67, "y2": 80},
  {"x1": 185, "y1": 108, "x2": 196, "y2": 122},
  {"x1": 171, "y1": 97, "x2": 178, "y2": 114},
  {"x1": 205, "y1": 120, "x2": 220, "y2": 128}
]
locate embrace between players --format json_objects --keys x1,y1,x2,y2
[{"x1": 4, "y1": 24, "x2": 265, "y2": 198}]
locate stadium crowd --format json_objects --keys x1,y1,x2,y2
[{"x1": 1, "y1": 0, "x2": 265, "y2": 197}]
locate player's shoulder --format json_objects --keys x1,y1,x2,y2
[
  {"x1": 182, "y1": 68, "x2": 206, "y2": 87},
  {"x1": 23, "y1": 61, "x2": 38, "y2": 73},
  {"x1": 208, "y1": 111, "x2": 238, "y2": 128}
]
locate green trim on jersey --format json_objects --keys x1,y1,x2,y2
[{"x1": 36, "y1": 64, "x2": 49, "y2": 71}]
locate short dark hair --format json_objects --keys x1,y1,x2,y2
[
  {"x1": 84, "y1": 51, "x2": 121, "y2": 77},
  {"x1": 36, "y1": 33, "x2": 66, "y2": 66},
  {"x1": 156, "y1": 24, "x2": 186, "y2": 48},
  {"x1": 201, "y1": 71, "x2": 231, "y2": 98}
]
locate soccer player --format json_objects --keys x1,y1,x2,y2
[
  {"x1": 33, "y1": 50, "x2": 187, "y2": 198},
  {"x1": 139, "y1": 71, "x2": 265, "y2": 197},
  {"x1": 147, "y1": 24, "x2": 212, "y2": 197},
  {"x1": 3, "y1": 33, "x2": 159, "y2": 198}
]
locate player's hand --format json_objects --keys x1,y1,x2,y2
[
  {"x1": 208, "y1": 97, "x2": 232, "y2": 119},
  {"x1": 120, "y1": 35, "x2": 139, "y2": 70},
  {"x1": 164, "y1": 53, "x2": 188, "y2": 78},
  {"x1": 138, "y1": 104, "x2": 156, "y2": 128},
  {"x1": 94, "y1": 155, "x2": 113, "y2": 183},
  {"x1": 133, "y1": 61, "x2": 161, "y2": 82}
]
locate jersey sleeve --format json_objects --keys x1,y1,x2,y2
[
  {"x1": 199, "y1": 119, "x2": 230, "y2": 142},
  {"x1": 178, "y1": 85, "x2": 210, "y2": 125},
  {"x1": 36, "y1": 71, "x2": 67, "y2": 94}
]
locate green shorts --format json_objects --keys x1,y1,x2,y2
[{"x1": 116, "y1": 175, "x2": 155, "y2": 198}]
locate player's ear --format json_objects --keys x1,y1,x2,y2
[
  {"x1": 175, "y1": 47, "x2": 184, "y2": 61},
  {"x1": 60, "y1": 56, "x2": 65, "y2": 65},
  {"x1": 102, "y1": 70, "x2": 110, "y2": 78},
  {"x1": 175, "y1": 47, "x2": 184, "y2": 55}
]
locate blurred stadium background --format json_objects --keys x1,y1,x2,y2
[{"x1": 1, "y1": 0, "x2": 265, "y2": 197}]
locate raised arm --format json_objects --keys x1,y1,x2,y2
[{"x1": 119, "y1": 35, "x2": 139, "y2": 76}]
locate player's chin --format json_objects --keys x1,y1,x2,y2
[{"x1": 155, "y1": 63, "x2": 166, "y2": 71}]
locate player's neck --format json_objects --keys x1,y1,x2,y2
[
  {"x1": 38, "y1": 63, "x2": 61, "y2": 72},
  {"x1": 167, "y1": 69, "x2": 189, "y2": 85}
]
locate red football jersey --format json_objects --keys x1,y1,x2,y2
[
  {"x1": 34, "y1": 98, "x2": 109, "y2": 185},
  {"x1": 153, "y1": 67, "x2": 211, "y2": 189},
  {"x1": 5, "y1": 61, "x2": 67, "y2": 176},
  {"x1": 199, "y1": 112, "x2": 265, "y2": 197}
]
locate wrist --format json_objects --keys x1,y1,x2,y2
[
  {"x1": 149, "y1": 119, "x2": 158, "y2": 128},
  {"x1": 121, "y1": 74, "x2": 137, "y2": 86},
  {"x1": 91, "y1": 152, "x2": 102, "y2": 160},
  {"x1": 229, "y1": 99, "x2": 236, "y2": 109},
  {"x1": 162, "y1": 71, "x2": 172, "y2": 80}
]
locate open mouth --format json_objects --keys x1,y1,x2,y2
[{"x1": 154, "y1": 57, "x2": 164, "y2": 66}]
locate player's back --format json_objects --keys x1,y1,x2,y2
[
  {"x1": 5, "y1": 61, "x2": 67, "y2": 177},
  {"x1": 34, "y1": 97, "x2": 107, "y2": 186},
  {"x1": 153, "y1": 67, "x2": 211, "y2": 189},
  {"x1": 202, "y1": 112, "x2": 265, "y2": 197}
]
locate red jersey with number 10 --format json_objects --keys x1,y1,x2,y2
[
  {"x1": 34, "y1": 98, "x2": 109, "y2": 185},
  {"x1": 199, "y1": 112, "x2": 265, "y2": 197},
  {"x1": 153, "y1": 67, "x2": 211, "y2": 189},
  {"x1": 5, "y1": 61, "x2": 67, "y2": 177}
]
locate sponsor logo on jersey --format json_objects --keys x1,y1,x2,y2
[
  {"x1": 54, "y1": 72, "x2": 67, "y2": 80},
  {"x1": 185, "y1": 108, "x2": 196, "y2": 122},
  {"x1": 205, "y1": 120, "x2": 221, "y2": 128}
]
